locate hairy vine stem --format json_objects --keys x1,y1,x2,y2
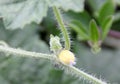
[
  {"x1": 65, "y1": 65, "x2": 107, "y2": 84},
  {"x1": 0, "y1": 46, "x2": 55, "y2": 60},
  {"x1": 53, "y1": 6, "x2": 71, "y2": 50},
  {"x1": 0, "y1": 45, "x2": 107, "y2": 84}
]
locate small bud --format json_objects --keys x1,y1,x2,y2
[
  {"x1": 49, "y1": 35, "x2": 62, "y2": 53},
  {"x1": 58, "y1": 50, "x2": 76, "y2": 66}
]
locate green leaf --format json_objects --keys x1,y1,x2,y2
[
  {"x1": 49, "y1": 0, "x2": 84, "y2": 12},
  {"x1": 101, "y1": 16, "x2": 113, "y2": 40},
  {"x1": 98, "y1": 0, "x2": 115, "y2": 24},
  {"x1": 89, "y1": 20, "x2": 99, "y2": 42},
  {"x1": 0, "y1": 0, "x2": 48, "y2": 29},
  {"x1": 0, "y1": 0, "x2": 85, "y2": 29},
  {"x1": 69, "y1": 20, "x2": 89, "y2": 40}
]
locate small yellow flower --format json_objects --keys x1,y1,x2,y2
[{"x1": 58, "y1": 50, "x2": 76, "y2": 65}]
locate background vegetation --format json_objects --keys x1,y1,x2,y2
[{"x1": 0, "y1": 0, "x2": 120, "y2": 84}]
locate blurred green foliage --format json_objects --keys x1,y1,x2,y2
[
  {"x1": 0, "y1": 0, "x2": 120, "y2": 84},
  {"x1": 0, "y1": 0, "x2": 84, "y2": 29}
]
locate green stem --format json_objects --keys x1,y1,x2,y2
[
  {"x1": 53, "y1": 6, "x2": 71, "y2": 50},
  {"x1": 0, "y1": 46, "x2": 55, "y2": 60},
  {"x1": 0, "y1": 45, "x2": 107, "y2": 84},
  {"x1": 67, "y1": 65, "x2": 106, "y2": 84}
]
